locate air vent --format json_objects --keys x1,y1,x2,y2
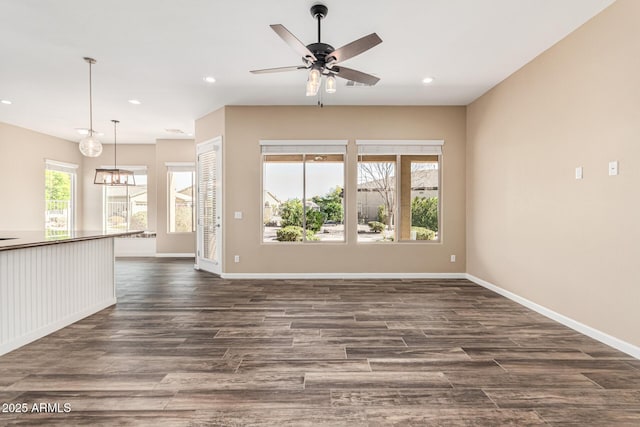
[
  {"x1": 345, "y1": 80, "x2": 371, "y2": 87},
  {"x1": 165, "y1": 128, "x2": 185, "y2": 134}
]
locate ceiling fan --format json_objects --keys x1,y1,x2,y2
[{"x1": 250, "y1": 3, "x2": 382, "y2": 96}]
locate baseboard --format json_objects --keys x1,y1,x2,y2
[
  {"x1": 115, "y1": 252, "x2": 157, "y2": 257},
  {"x1": 221, "y1": 272, "x2": 466, "y2": 280},
  {"x1": 156, "y1": 253, "x2": 196, "y2": 258},
  {"x1": 0, "y1": 298, "x2": 117, "y2": 357},
  {"x1": 466, "y1": 274, "x2": 640, "y2": 360}
]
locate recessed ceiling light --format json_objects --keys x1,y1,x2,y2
[
  {"x1": 1, "y1": 99, "x2": 12, "y2": 105},
  {"x1": 128, "y1": 99, "x2": 141, "y2": 105},
  {"x1": 422, "y1": 77, "x2": 435, "y2": 84},
  {"x1": 203, "y1": 76, "x2": 216, "y2": 83}
]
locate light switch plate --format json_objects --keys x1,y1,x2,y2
[
  {"x1": 575, "y1": 167, "x2": 583, "y2": 180},
  {"x1": 234, "y1": 211, "x2": 243, "y2": 219},
  {"x1": 608, "y1": 161, "x2": 618, "y2": 176}
]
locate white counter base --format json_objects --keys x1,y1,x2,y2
[{"x1": 0, "y1": 238, "x2": 116, "y2": 356}]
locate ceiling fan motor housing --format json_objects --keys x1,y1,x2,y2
[{"x1": 305, "y1": 42, "x2": 335, "y2": 67}]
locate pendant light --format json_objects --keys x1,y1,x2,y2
[
  {"x1": 79, "y1": 57, "x2": 103, "y2": 157},
  {"x1": 94, "y1": 120, "x2": 136, "y2": 186}
]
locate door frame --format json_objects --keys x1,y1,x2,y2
[{"x1": 195, "y1": 136, "x2": 223, "y2": 275}]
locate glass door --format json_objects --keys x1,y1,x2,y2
[{"x1": 196, "y1": 137, "x2": 222, "y2": 275}]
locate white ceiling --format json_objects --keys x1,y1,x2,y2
[{"x1": 0, "y1": 0, "x2": 614, "y2": 144}]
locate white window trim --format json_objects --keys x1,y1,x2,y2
[
  {"x1": 356, "y1": 141, "x2": 443, "y2": 244},
  {"x1": 45, "y1": 159, "x2": 79, "y2": 173},
  {"x1": 103, "y1": 168, "x2": 149, "y2": 233},
  {"x1": 45, "y1": 159, "x2": 77, "y2": 233},
  {"x1": 261, "y1": 142, "x2": 347, "y2": 243},
  {"x1": 167, "y1": 166, "x2": 196, "y2": 233}
]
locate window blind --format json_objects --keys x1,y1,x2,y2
[
  {"x1": 356, "y1": 140, "x2": 443, "y2": 155},
  {"x1": 165, "y1": 162, "x2": 195, "y2": 172},
  {"x1": 260, "y1": 140, "x2": 347, "y2": 155}
]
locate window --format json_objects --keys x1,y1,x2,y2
[
  {"x1": 261, "y1": 141, "x2": 346, "y2": 242},
  {"x1": 167, "y1": 163, "x2": 195, "y2": 233},
  {"x1": 104, "y1": 167, "x2": 148, "y2": 232},
  {"x1": 45, "y1": 160, "x2": 77, "y2": 237},
  {"x1": 356, "y1": 141, "x2": 442, "y2": 242}
]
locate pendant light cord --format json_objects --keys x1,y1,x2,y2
[
  {"x1": 83, "y1": 57, "x2": 97, "y2": 138},
  {"x1": 112, "y1": 119, "x2": 119, "y2": 169},
  {"x1": 89, "y1": 61, "x2": 93, "y2": 137}
]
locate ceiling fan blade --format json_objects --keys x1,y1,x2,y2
[
  {"x1": 270, "y1": 24, "x2": 317, "y2": 62},
  {"x1": 250, "y1": 66, "x2": 306, "y2": 74},
  {"x1": 326, "y1": 33, "x2": 382, "y2": 64},
  {"x1": 331, "y1": 66, "x2": 380, "y2": 86}
]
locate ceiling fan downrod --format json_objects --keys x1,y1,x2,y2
[{"x1": 311, "y1": 4, "x2": 328, "y2": 43}]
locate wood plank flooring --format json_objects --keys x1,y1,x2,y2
[{"x1": 0, "y1": 258, "x2": 638, "y2": 425}]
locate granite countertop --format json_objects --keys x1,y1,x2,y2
[{"x1": 0, "y1": 230, "x2": 144, "y2": 251}]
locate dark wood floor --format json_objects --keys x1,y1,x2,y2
[{"x1": 1, "y1": 258, "x2": 639, "y2": 426}]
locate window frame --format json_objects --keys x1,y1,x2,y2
[
  {"x1": 166, "y1": 162, "x2": 196, "y2": 234},
  {"x1": 44, "y1": 159, "x2": 78, "y2": 235},
  {"x1": 356, "y1": 140, "x2": 443, "y2": 244},
  {"x1": 102, "y1": 165, "x2": 148, "y2": 233},
  {"x1": 260, "y1": 140, "x2": 348, "y2": 244}
]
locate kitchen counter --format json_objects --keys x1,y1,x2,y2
[
  {"x1": 0, "y1": 230, "x2": 142, "y2": 356},
  {"x1": 0, "y1": 230, "x2": 143, "y2": 251}
]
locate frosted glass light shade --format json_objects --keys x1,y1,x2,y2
[
  {"x1": 79, "y1": 135, "x2": 103, "y2": 157},
  {"x1": 94, "y1": 168, "x2": 136, "y2": 186},
  {"x1": 309, "y1": 68, "x2": 321, "y2": 85},
  {"x1": 325, "y1": 75, "x2": 336, "y2": 93}
]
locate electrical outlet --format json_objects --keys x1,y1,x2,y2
[
  {"x1": 450, "y1": 255, "x2": 456, "y2": 262},
  {"x1": 234, "y1": 255, "x2": 240, "y2": 263},
  {"x1": 234, "y1": 211, "x2": 243, "y2": 219}
]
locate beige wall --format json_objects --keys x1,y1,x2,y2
[
  {"x1": 0, "y1": 121, "x2": 195, "y2": 253},
  {"x1": 0, "y1": 122, "x2": 83, "y2": 231},
  {"x1": 155, "y1": 139, "x2": 196, "y2": 254},
  {"x1": 467, "y1": 0, "x2": 640, "y2": 346},
  {"x1": 195, "y1": 106, "x2": 225, "y2": 145},
  {"x1": 197, "y1": 105, "x2": 466, "y2": 274}
]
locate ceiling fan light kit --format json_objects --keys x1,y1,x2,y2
[
  {"x1": 250, "y1": 3, "x2": 382, "y2": 96},
  {"x1": 325, "y1": 74, "x2": 337, "y2": 94},
  {"x1": 78, "y1": 57, "x2": 103, "y2": 157}
]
